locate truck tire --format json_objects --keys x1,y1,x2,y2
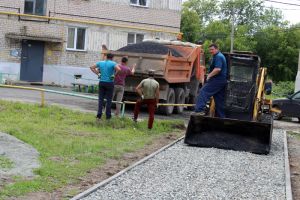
[
  {"x1": 159, "y1": 88, "x2": 175, "y2": 115},
  {"x1": 174, "y1": 88, "x2": 185, "y2": 114},
  {"x1": 186, "y1": 75, "x2": 200, "y2": 111}
]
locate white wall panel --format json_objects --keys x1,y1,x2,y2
[
  {"x1": 169, "y1": 0, "x2": 181, "y2": 11},
  {"x1": 87, "y1": 31, "x2": 108, "y2": 51},
  {"x1": 108, "y1": 32, "x2": 128, "y2": 50}
]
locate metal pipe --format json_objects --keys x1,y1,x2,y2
[{"x1": 0, "y1": 11, "x2": 180, "y2": 35}]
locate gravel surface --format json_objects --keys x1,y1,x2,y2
[
  {"x1": 0, "y1": 132, "x2": 40, "y2": 179},
  {"x1": 82, "y1": 129, "x2": 286, "y2": 200}
]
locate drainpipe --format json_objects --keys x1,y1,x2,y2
[{"x1": 295, "y1": 50, "x2": 300, "y2": 92}]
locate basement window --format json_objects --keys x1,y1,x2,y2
[
  {"x1": 130, "y1": 0, "x2": 148, "y2": 7},
  {"x1": 24, "y1": 0, "x2": 47, "y2": 16},
  {"x1": 67, "y1": 27, "x2": 87, "y2": 51},
  {"x1": 128, "y1": 33, "x2": 144, "y2": 45}
]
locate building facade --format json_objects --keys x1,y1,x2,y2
[{"x1": 0, "y1": 0, "x2": 182, "y2": 85}]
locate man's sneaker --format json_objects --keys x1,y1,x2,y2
[
  {"x1": 132, "y1": 117, "x2": 137, "y2": 123},
  {"x1": 96, "y1": 117, "x2": 102, "y2": 123},
  {"x1": 193, "y1": 111, "x2": 206, "y2": 116}
]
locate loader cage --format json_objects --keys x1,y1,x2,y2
[
  {"x1": 224, "y1": 53, "x2": 260, "y2": 121},
  {"x1": 184, "y1": 53, "x2": 273, "y2": 154}
]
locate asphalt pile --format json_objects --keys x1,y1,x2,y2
[{"x1": 118, "y1": 42, "x2": 182, "y2": 57}]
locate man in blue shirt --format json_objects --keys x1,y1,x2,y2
[
  {"x1": 195, "y1": 44, "x2": 227, "y2": 118},
  {"x1": 90, "y1": 53, "x2": 121, "y2": 120}
]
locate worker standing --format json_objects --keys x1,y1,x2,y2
[
  {"x1": 133, "y1": 70, "x2": 159, "y2": 129},
  {"x1": 195, "y1": 43, "x2": 227, "y2": 118},
  {"x1": 113, "y1": 57, "x2": 136, "y2": 116},
  {"x1": 90, "y1": 53, "x2": 121, "y2": 120}
]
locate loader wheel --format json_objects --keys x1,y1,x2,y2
[
  {"x1": 159, "y1": 88, "x2": 175, "y2": 115},
  {"x1": 260, "y1": 114, "x2": 272, "y2": 123},
  {"x1": 174, "y1": 88, "x2": 185, "y2": 114},
  {"x1": 272, "y1": 106, "x2": 282, "y2": 120}
]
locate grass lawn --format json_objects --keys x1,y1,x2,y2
[
  {"x1": 0, "y1": 156, "x2": 14, "y2": 169},
  {"x1": 0, "y1": 100, "x2": 184, "y2": 199},
  {"x1": 288, "y1": 131, "x2": 300, "y2": 140}
]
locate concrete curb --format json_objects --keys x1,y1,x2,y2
[
  {"x1": 284, "y1": 131, "x2": 293, "y2": 200},
  {"x1": 71, "y1": 136, "x2": 185, "y2": 200}
]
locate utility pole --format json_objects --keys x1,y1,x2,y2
[
  {"x1": 295, "y1": 50, "x2": 300, "y2": 92},
  {"x1": 230, "y1": 9, "x2": 235, "y2": 53}
]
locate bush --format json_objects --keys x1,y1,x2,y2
[{"x1": 271, "y1": 81, "x2": 295, "y2": 98}]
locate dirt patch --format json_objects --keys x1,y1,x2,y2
[
  {"x1": 9, "y1": 133, "x2": 183, "y2": 200},
  {"x1": 288, "y1": 133, "x2": 300, "y2": 199}
]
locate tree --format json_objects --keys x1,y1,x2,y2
[
  {"x1": 183, "y1": 0, "x2": 219, "y2": 26},
  {"x1": 180, "y1": 7, "x2": 201, "y2": 42},
  {"x1": 254, "y1": 26, "x2": 300, "y2": 82}
]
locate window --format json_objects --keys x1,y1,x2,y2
[
  {"x1": 24, "y1": 0, "x2": 47, "y2": 16},
  {"x1": 127, "y1": 33, "x2": 144, "y2": 45},
  {"x1": 293, "y1": 92, "x2": 300, "y2": 100},
  {"x1": 67, "y1": 27, "x2": 86, "y2": 51},
  {"x1": 130, "y1": 0, "x2": 148, "y2": 7}
]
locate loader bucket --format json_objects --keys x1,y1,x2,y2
[{"x1": 184, "y1": 115, "x2": 273, "y2": 154}]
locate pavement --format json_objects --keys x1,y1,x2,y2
[{"x1": 0, "y1": 86, "x2": 192, "y2": 122}]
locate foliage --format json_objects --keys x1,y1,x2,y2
[
  {"x1": 0, "y1": 101, "x2": 184, "y2": 198},
  {"x1": 0, "y1": 156, "x2": 14, "y2": 169},
  {"x1": 180, "y1": 7, "x2": 201, "y2": 42},
  {"x1": 181, "y1": 0, "x2": 299, "y2": 82},
  {"x1": 254, "y1": 26, "x2": 300, "y2": 82},
  {"x1": 270, "y1": 81, "x2": 295, "y2": 98}
]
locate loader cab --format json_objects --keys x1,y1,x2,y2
[{"x1": 224, "y1": 52, "x2": 260, "y2": 121}]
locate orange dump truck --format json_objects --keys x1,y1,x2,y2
[{"x1": 102, "y1": 40, "x2": 205, "y2": 115}]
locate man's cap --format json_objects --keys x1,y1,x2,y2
[{"x1": 148, "y1": 69, "x2": 155, "y2": 75}]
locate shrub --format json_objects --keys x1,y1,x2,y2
[{"x1": 271, "y1": 81, "x2": 295, "y2": 98}]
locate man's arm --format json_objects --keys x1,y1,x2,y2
[
  {"x1": 207, "y1": 68, "x2": 221, "y2": 80},
  {"x1": 115, "y1": 64, "x2": 121, "y2": 73},
  {"x1": 155, "y1": 84, "x2": 160, "y2": 102},
  {"x1": 130, "y1": 64, "x2": 136, "y2": 75},
  {"x1": 90, "y1": 64, "x2": 99, "y2": 75},
  {"x1": 135, "y1": 82, "x2": 143, "y2": 98}
]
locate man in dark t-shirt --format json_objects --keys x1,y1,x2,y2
[{"x1": 195, "y1": 43, "x2": 227, "y2": 118}]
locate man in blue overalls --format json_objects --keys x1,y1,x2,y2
[{"x1": 195, "y1": 43, "x2": 227, "y2": 118}]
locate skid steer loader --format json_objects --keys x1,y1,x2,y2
[{"x1": 184, "y1": 52, "x2": 273, "y2": 154}]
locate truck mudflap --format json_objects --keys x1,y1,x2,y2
[{"x1": 184, "y1": 115, "x2": 273, "y2": 154}]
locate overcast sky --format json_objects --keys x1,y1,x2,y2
[{"x1": 182, "y1": 0, "x2": 300, "y2": 25}]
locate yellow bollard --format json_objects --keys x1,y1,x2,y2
[{"x1": 41, "y1": 91, "x2": 45, "y2": 107}]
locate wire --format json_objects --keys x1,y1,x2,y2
[
  {"x1": 265, "y1": 6, "x2": 300, "y2": 10},
  {"x1": 264, "y1": 0, "x2": 300, "y2": 6}
]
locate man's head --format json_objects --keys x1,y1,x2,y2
[
  {"x1": 209, "y1": 43, "x2": 219, "y2": 56},
  {"x1": 121, "y1": 56, "x2": 128, "y2": 64},
  {"x1": 106, "y1": 53, "x2": 114, "y2": 60},
  {"x1": 148, "y1": 69, "x2": 155, "y2": 77}
]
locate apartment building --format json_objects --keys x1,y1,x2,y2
[{"x1": 0, "y1": 0, "x2": 182, "y2": 85}]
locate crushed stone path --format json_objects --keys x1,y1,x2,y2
[{"x1": 79, "y1": 129, "x2": 287, "y2": 200}]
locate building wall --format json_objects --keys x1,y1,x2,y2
[{"x1": 0, "y1": 0, "x2": 182, "y2": 85}]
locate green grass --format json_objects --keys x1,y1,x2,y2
[
  {"x1": 0, "y1": 156, "x2": 14, "y2": 169},
  {"x1": 0, "y1": 100, "x2": 184, "y2": 199},
  {"x1": 288, "y1": 131, "x2": 300, "y2": 140}
]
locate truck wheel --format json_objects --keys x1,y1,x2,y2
[
  {"x1": 186, "y1": 95, "x2": 196, "y2": 111},
  {"x1": 160, "y1": 88, "x2": 175, "y2": 115},
  {"x1": 174, "y1": 88, "x2": 185, "y2": 114}
]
